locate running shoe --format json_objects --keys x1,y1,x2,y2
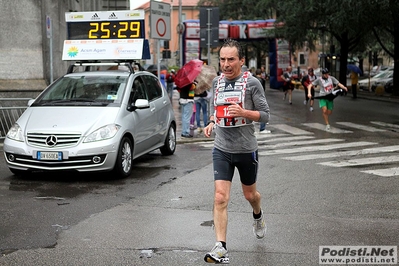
[
  {"x1": 325, "y1": 124, "x2": 331, "y2": 131},
  {"x1": 204, "y1": 242, "x2": 229, "y2": 264},
  {"x1": 253, "y1": 211, "x2": 267, "y2": 239},
  {"x1": 303, "y1": 100, "x2": 307, "y2": 105},
  {"x1": 310, "y1": 107, "x2": 314, "y2": 112},
  {"x1": 259, "y1": 130, "x2": 271, "y2": 134}
]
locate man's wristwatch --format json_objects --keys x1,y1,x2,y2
[{"x1": 207, "y1": 120, "x2": 215, "y2": 126}]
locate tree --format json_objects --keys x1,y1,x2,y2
[
  {"x1": 272, "y1": 0, "x2": 372, "y2": 86},
  {"x1": 368, "y1": 0, "x2": 398, "y2": 95},
  {"x1": 198, "y1": 0, "x2": 398, "y2": 94},
  {"x1": 197, "y1": 0, "x2": 275, "y2": 67}
]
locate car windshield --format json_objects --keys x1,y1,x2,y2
[
  {"x1": 374, "y1": 71, "x2": 392, "y2": 79},
  {"x1": 33, "y1": 75, "x2": 128, "y2": 106}
]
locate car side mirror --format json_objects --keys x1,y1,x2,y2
[{"x1": 127, "y1": 99, "x2": 150, "y2": 112}]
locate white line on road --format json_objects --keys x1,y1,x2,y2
[
  {"x1": 318, "y1": 155, "x2": 399, "y2": 167},
  {"x1": 259, "y1": 138, "x2": 343, "y2": 149},
  {"x1": 259, "y1": 141, "x2": 376, "y2": 156},
  {"x1": 336, "y1": 122, "x2": 387, "y2": 132},
  {"x1": 302, "y1": 123, "x2": 353, "y2": 133},
  {"x1": 362, "y1": 167, "x2": 399, "y2": 177},
  {"x1": 257, "y1": 135, "x2": 315, "y2": 144},
  {"x1": 269, "y1": 124, "x2": 314, "y2": 135},
  {"x1": 282, "y1": 145, "x2": 399, "y2": 161},
  {"x1": 370, "y1": 121, "x2": 399, "y2": 129}
]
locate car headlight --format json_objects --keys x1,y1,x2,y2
[
  {"x1": 84, "y1": 124, "x2": 121, "y2": 143},
  {"x1": 6, "y1": 123, "x2": 24, "y2": 142}
]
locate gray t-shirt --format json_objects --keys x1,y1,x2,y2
[
  {"x1": 210, "y1": 73, "x2": 270, "y2": 153},
  {"x1": 312, "y1": 76, "x2": 339, "y2": 96}
]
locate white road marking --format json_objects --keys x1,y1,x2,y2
[
  {"x1": 269, "y1": 124, "x2": 314, "y2": 135},
  {"x1": 336, "y1": 122, "x2": 387, "y2": 132},
  {"x1": 259, "y1": 138, "x2": 343, "y2": 149},
  {"x1": 302, "y1": 123, "x2": 352, "y2": 133},
  {"x1": 257, "y1": 135, "x2": 315, "y2": 144},
  {"x1": 319, "y1": 155, "x2": 399, "y2": 167},
  {"x1": 259, "y1": 141, "x2": 376, "y2": 156},
  {"x1": 282, "y1": 145, "x2": 399, "y2": 161},
  {"x1": 370, "y1": 121, "x2": 399, "y2": 129},
  {"x1": 362, "y1": 167, "x2": 399, "y2": 177}
]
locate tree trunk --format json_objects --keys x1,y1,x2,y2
[
  {"x1": 338, "y1": 36, "x2": 350, "y2": 86},
  {"x1": 392, "y1": 3, "x2": 399, "y2": 96}
]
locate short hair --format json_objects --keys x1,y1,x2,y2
[
  {"x1": 256, "y1": 69, "x2": 262, "y2": 75},
  {"x1": 219, "y1": 38, "x2": 244, "y2": 59}
]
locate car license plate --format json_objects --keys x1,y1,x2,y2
[{"x1": 37, "y1": 151, "x2": 62, "y2": 161}]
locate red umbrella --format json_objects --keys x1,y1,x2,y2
[{"x1": 174, "y1": 59, "x2": 203, "y2": 88}]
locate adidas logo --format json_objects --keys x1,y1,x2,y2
[
  {"x1": 91, "y1": 13, "x2": 100, "y2": 20},
  {"x1": 225, "y1": 84, "x2": 234, "y2": 91},
  {"x1": 108, "y1": 12, "x2": 118, "y2": 19}
]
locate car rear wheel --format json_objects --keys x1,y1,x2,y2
[
  {"x1": 160, "y1": 124, "x2": 176, "y2": 155},
  {"x1": 113, "y1": 137, "x2": 133, "y2": 177}
]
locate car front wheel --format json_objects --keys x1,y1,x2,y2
[
  {"x1": 160, "y1": 124, "x2": 176, "y2": 155},
  {"x1": 113, "y1": 137, "x2": 133, "y2": 177}
]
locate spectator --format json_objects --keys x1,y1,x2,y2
[
  {"x1": 166, "y1": 69, "x2": 176, "y2": 101},
  {"x1": 350, "y1": 70, "x2": 358, "y2": 99},
  {"x1": 178, "y1": 82, "x2": 195, "y2": 138},
  {"x1": 194, "y1": 90, "x2": 208, "y2": 134}
]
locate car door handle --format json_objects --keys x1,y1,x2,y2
[{"x1": 151, "y1": 107, "x2": 156, "y2": 112}]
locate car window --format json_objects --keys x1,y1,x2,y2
[
  {"x1": 141, "y1": 75, "x2": 163, "y2": 101},
  {"x1": 129, "y1": 76, "x2": 147, "y2": 105},
  {"x1": 34, "y1": 75, "x2": 127, "y2": 106}
]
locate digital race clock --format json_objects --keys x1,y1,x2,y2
[
  {"x1": 65, "y1": 10, "x2": 145, "y2": 40},
  {"x1": 62, "y1": 10, "x2": 147, "y2": 61}
]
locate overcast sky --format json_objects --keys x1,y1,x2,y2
[{"x1": 130, "y1": 0, "x2": 149, "y2": 10}]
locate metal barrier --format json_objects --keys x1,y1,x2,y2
[{"x1": 0, "y1": 98, "x2": 31, "y2": 140}]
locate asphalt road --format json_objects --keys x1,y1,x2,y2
[{"x1": 1, "y1": 88, "x2": 399, "y2": 265}]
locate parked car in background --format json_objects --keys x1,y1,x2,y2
[
  {"x1": 384, "y1": 79, "x2": 394, "y2": 93},
  {"x1": 358, "y1": 70, "x2": 393, "y2": 91},
  {"x1": 373, "y1": 71, "x2": 394, "y2": 91},
  {"x1": 369, "y1": 65, "x2": 391, "y2": 77},
  {"x1": 3, "y1": 62, "x2": 177, "y2": 177}
]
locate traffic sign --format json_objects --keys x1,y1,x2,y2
[
  {"x1": 150, "y1": 1, "x2": 171, "y2": 40},
  {"x1": 46, "y1": 15, "x2": 52, "y2": 38}
]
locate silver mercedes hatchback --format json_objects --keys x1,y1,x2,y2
[{"x1": 4, "y1": 64, "x2": 177, "y2": 177}]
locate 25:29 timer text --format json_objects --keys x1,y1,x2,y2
[{"x1": 88, "y1": 21, "x2": 141, "y2": 39}]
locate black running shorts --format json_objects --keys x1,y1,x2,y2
[{"x1": 212, "y1": 148, "x2": 259, "y2": 186}]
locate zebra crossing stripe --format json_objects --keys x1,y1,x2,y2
[
  {"x1": 302, "y1": 123, "x2": 352, "y2": 133},
  {"x1": 260, "y1": 138, "x2": 343, "y2": 149},
  {"x1": 336, "y1": 122, "x2": 387, "y2": 132},
  {"x1": 259, "y1": 141, "x2": 375, "y2": 156},
  {"x1": 256, "y1": 133, "x2": 289, "y2": 139},
  {"x1": 282, "y1": 145, "x2": 399, "y2": 161},
  {"x1": 270, "y1": 124, "x2": 314, "y2": 135},
  {"x1": 370, "y1": 121, "x2": 399, "y2": 130},
  {"x1": 257, "y1": 135, "x2": 315, "y2": 144},
  {"x1": 362, "y1": 167, "x2": 399, "y2": 177},
  {"x1": 318, "y1": 155, "x2": 399, "y2": 167}
]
